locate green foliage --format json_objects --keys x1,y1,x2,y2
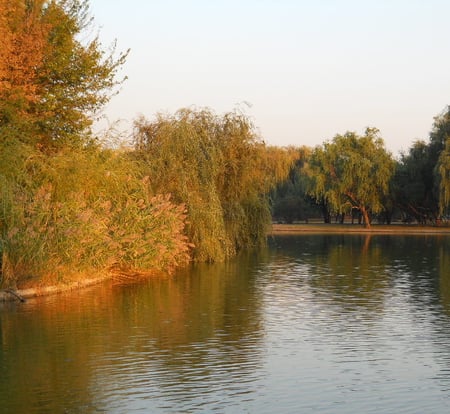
[
  {"x1": 433, "y1": 107, "x2": 450, "y2": 216},
  {"x1": 133, "y1": 109, "x2": 228, "y2": 261},
  {"x1": 427, "y1": 107, "x2": 450, "y2": 217},
  {"x1": 133, "y1": 108, "x2": 290, "y2": 262},
  {"x1": 309, "y1": 128, "x2": 394, "y2": 227},
  {"x1": 392, "y1": 107, "x2": 450, "y2": 223},
  {"x1": 392, "y1": 141, "x2": 435, "y2": 222},
  {"x1": 271, "y1": 146, "x2": 322, "y2": 223},
  {"x1": 438, "y1": 137, "x2": 450, "y2": 215}
]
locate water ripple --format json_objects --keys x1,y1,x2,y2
[{"x1": 1, "y1": 234, "x2": 450, "y2": 413}]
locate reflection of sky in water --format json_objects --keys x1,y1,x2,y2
[
  {"x1": 1, "y1": 235, "x2": 450, "y2": 413},
  {"x1": 257, "y1": 235, "x2": 450, "y2": 413},
  {"x1": 89, "y1": 330, "x2": 264, "y2": 412}
]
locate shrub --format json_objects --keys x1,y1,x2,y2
[{"x1": 0, "y1": 145, "x2": 191, "y2": 288}]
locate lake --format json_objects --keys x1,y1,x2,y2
[{"x1": 1, "y1": 234, "x2": 450, "y2": 413}]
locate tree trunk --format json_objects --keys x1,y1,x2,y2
[
  {"x1": 360, "y1": 206, "x2": 371, "y2": 228},
  {"x1": 321, "y1": 200, "x2": 331, "y2": 223}
]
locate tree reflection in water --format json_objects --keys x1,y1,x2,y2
[
  {"x1": 1, "y1": 234, "x2": 450, "y2": 413},
  {"x1": 0, "y1": 254, "x2": 265, "y2": 413}
]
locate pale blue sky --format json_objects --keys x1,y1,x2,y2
[{"x1": 90, "y1": 0, "x2": 450, "y2": 155}]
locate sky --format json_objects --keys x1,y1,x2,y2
[{"x1": 89, "y1": 0, "x2": 450, "y2": 156}]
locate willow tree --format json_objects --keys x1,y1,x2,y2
[
  {"x1": 309, "y1": 128, "x2": 394, "y2": 228},
  {"x1": 427, "y1": 107, "x2": 450, "y2": 218},
  {"x1": 270, "y1": 146, "x2": 322, "y2": 223},
  {"x1": 133, "y1": 108, "x2": 290, "y2": 261},
  {"x1": 133, "y1": 109, "x2": 227, "y2": 262},
  {"x1": 0, "y1": 0, "x2": 128, "y2": 148},
  {"x1": 211, "y1": 114, "x2": 293, "y2": 253},
  {"x1": 432, "y1": 108, "x2": 450, "y2": 217},
  {"x1": 438, "y1": 138, "x2": 450, "y2": 215}
]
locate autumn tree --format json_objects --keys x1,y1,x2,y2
[
  {"x1": 309, "y1": 128, "x2": 394, "y2": 228},
  {"x1": 0, "y1": 0, "x2": 128, "y2": 148},
  {"x1": 0, "y1": 0, "x2": 48, "y2": 128}
]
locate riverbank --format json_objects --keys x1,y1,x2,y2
[
  {"x1": 3, "y1": 222, "x2": 449, "y2": 302},
  {"x1": 0, "y1": 272, "x2": 113, "y2": 303},
  {"x1": 0, "y1": 267, "x2": 169, "y2": 303},
  {"x1": 270, "y1": 223, "x2": 450, "y2": 235}
]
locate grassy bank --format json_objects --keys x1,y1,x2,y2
[{"x1": 270, "y1": 223, "x2": 450, "y2": 235}]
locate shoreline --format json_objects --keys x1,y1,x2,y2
[
  {"x1": 0, "y1": 273, "x2": 112, "y2": 303},
  {"x1": 3, "y1": 223, "x2": 449, "y2": 302},
  {"x1": 0, "y1": 267, "x2": 170, "y2": 303},
  {"x1": 270, "y1": 223, "x2": 450, "y2": 235}
]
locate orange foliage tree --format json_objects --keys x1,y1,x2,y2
[
  {"x1": 0, "y1": 0, "x2": 128, "y2": 148},
  {"x1": 0, "y1": 0, "x2": 48, "y2": 125}
]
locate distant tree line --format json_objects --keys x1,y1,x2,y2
[{"x1": 271, "y1": 110, "x2": 450, "y2": 227}]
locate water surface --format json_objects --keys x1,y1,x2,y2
[{"x1": 1, "y1": 234, "x2": 450, "y2": 413}]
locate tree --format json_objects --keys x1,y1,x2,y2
[
  {"x1": 0, "y1": 0, "x2": 128, "y2": 148},
  {"x1": 270, "y1": 146, "x2": 322, "y2": 223},
  {"x1": 438, "y1": 135, "x2": 450, "y2": 216},
  {"x1": 0, "y1": 0, "x2": 48, "y2": 129},
  {"x1": 392, "y1": 141, "x2": 435, "y2": 223},
  {"x1": 133, "y1": 108, "x2": 290, "y2": 261},
  {"x1": 392, "y1": 107, "x2": 450, "y2": 223},
  {"x1": 427, "y1": 107, "x2": 450, "y2": 216},
  {"x1": 432, "y1": 107, "x2": 450, "y2": 217},
  {"x1": 309, "y1": 128, "x2": 394, "y2": 228}
]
